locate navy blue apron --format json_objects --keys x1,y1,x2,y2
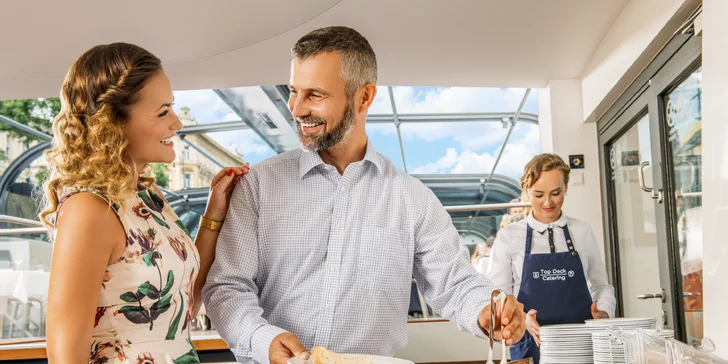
[{"x1": 509, "y1": 223, "x2": 593, "y2": 364}]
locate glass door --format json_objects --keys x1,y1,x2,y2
[
  {"x1": 599, "y1": 83, "x2": 670, "y2": 326},
  {"x1": 598, "y1": 33, "x2": 701, "y2": 343},
  {"x1": 652, "y1": 63, "x2": 703, "y2": 345},
  {"x1": 606, "y1": 112, "x2": 663, "y2": 322}
]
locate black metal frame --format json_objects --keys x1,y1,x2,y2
[{"x1": 0, "y1": 141, "x2": 51, "y2": 219}]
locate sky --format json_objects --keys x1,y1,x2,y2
[{"x1": 173, "y1": 86, "x2": 541, "y2": 180}]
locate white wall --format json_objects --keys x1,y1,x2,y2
[
  {"x1": 581, "y1": 0, "x2": 688, "y2": 120},
  {"x1": 538, "y1": 80, "x2": 606, "y2": 256},
  {"x1": 700, "y1": 0, "x2": 728, "y2": 357}
]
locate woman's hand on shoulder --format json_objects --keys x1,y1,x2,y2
[{"x1": 204, "y1": 163, "x2": 250, "y2": 222}]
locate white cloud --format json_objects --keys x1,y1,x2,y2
[
  {"x1": 220, "y1": 111, "x2": 240, "y2": 122},
  {"x1": 173, "y1": 89, "x2": 236, "y2": 124},
  {"x1": 369, "y1": 86, "x2": 393, "y2": 114},
  {"x1": 391, "y1": 86, "x2": 529, "y2": 114},
  {"x1": 410, "y1": 148, "x2": 460, "y2": 174},
  {"x1": 409, "y1": 123, "x2": 541, "y2": 178}
]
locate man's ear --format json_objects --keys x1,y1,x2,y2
[{"x1": 357, "y1": 83, "x2": 377, "y2": 114}]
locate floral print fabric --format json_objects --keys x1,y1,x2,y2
[{"x1": 59, "y1": 187, "x2": 200, "y2": 364}]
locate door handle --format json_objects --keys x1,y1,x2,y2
[
  {"x1": 638, "y1": 161, "x2": 664, "y2": 203},
  {"x1": 637, "y1": 288, "x2": 666, "y2": 303}
]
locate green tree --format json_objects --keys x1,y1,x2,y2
[
  {"x1": 0, "y1": 98, "x2": 60, "y2": 144},
  {"x1": 153, "y1": 163, "x2": 170, "y2": 189},
  {"x1": 33, "y1": 165, "x2": 50, "y2": 187}
]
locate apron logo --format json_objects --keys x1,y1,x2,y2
[{"x1": 533, "y1": 269, "x2": 569, "y2": 281}]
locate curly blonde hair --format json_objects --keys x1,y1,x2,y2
[
  {"x1": 40, "y1": 43, "x2": 163, "y2": 229},
  {"x1": 520, "y1": 153, "x2": 571, "y2": 189}
]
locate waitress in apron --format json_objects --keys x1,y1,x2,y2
[{"x1": 487, "y1": 154, "x2": 616, "y2": 364}]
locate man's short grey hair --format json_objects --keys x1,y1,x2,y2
[{"x1": 292, "y1": 26, "x2": 377, "y2": 99}]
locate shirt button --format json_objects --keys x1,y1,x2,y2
[{"x1": 324, "y1": 305, "x2": 330, "y2": 312}]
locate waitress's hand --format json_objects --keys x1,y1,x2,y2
[
  {"x1": 591, "y1": 302, "x2": 609, "y2": 319},
  {"x1": 525, "y1": 309, "x2": 541, "y2": 346},
  {"x1": 203, "y1": 163, "x2": 250, "y2": 221},
  {"x1": 478, "y1": 294, "x2": 526, "y2": 345}
]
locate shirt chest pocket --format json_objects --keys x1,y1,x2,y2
[{"x1": 356, "y1": 224, "x2": 414, "y2": 296}]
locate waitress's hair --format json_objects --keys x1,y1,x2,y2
[
  {"x1": 39, "y1": 42, "x2": 163, "y2": 229},
  {"x1": 520, "y1": 190, "x2": 532, "y2": 216},
  {"x1": 520, "y1": 153, "x2": 571, "y2": 189}
]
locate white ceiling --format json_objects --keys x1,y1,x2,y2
[{"x1": 0, "y1": 0, "x2": 628, "y2": 100}]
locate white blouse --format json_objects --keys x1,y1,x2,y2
[{"x1": 487, "y1": 212, "x2": 616, "y2": 318}]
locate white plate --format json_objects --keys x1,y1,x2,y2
[
  {"x1": 584, "y1": 317, "x2": 655, "y2": 325},
  {"x1": 289, "y1": 355, "x2": 414, "y2": 364}
]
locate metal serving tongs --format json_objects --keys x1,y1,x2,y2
[{"x1": 487, "y1": 289, "x2": 508, "y2": 364}]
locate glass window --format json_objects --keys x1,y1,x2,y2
[
  {"x1": 367, "y1": 123, "x2": 405, "y2": 170},
  {"x1": 172, "y1": 89, "x2": 239, "y2": 124},
  {"x1": 402, "y1": 121, "x2": 540, "y2": 179},
  {"x1": 665, "y1": 67, "x2": 703, "y2": 345},
  {"x1": 391, "y1": 86, "x2": 535, "y2": 114},
  {"x1": 367, "y1": 86, "x2": 540, "y2": 178},
  {"x1": 204, "y1": 129, "x2": 275, "y2": 166},
  {"x1": 183, "y1": 173, "x2": 191, "y2": 189},
  {"x1": 183, "y1": 146, "x2": 190, "y2": 161},
  {"x1": 368, "y1": 86, "x2": 394, "y2": 115}
]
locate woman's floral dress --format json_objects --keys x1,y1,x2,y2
[{"x1": 59, "y1": 187, "x2": 201, "y2": 364}]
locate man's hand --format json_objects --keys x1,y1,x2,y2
[
  {"x1": 478, "y1": 294, "x2": 526, "y2": 346},
  {"x1": 270, "y1": 333, "x2": 310, "y2": 364},
  {"x1": 591, "y1": 302, "x2": 609, "y2": 319}
]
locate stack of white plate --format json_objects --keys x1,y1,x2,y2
[
  {"x1": 584, "y1": 317, "x2": 657, "y2": 331},
  {"x1": 539, "y1": 324, "x2": 600, "y2": 364}
]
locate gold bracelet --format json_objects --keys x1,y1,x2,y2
[{"x1": 200, "y1": 216, "x2": 224, "y2": 231}]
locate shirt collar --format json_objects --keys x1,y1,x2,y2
[
  {"x1": 527, "y1": 210, "x2": 568, "y2": 234},
  {"x1": 298, "y1": 139, "x2": 383, "y2": 179}
]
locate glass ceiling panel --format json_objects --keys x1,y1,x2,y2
[
  {"x1": 401, "y1": 121, "x2": 540, "y2": 179},
  {"x1": 390, "y1": 86, "x2": 535, "y2": 114},
  {"x1": 367, "y1": 123, "x2": 404, "y2": 170},
  {"x1": 173, "y1": 89, "x2": 239, "y2": 124},
  {"x1": 368, "y1": 86, "x2": 394, "y2": 114},
  {"x1": 523, "y1": 88, "x2": 539, "y2": 114}
]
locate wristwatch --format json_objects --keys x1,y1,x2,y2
[{"x1": 200, "y1": 216, "x2": 224, "y2": 231}]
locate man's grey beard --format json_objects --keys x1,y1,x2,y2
[{"x1": 296, "y1": 101, "x2": 356, "y2": 152}]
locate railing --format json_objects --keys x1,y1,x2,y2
[
  {"x1": 0, "y1": 215, "x2": 46, "y2": 236},
  {"x1": 444, "y1": 201, "x2": 531, "y2": 212}
]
